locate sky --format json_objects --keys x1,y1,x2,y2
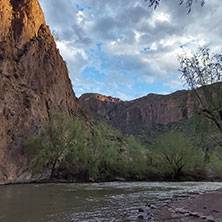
[{"x1": 38, "y1": 0, "x2": 222, "y2": 101}]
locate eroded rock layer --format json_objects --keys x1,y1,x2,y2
[
  {"x1": 0, "y1": 0, "x2": 77, "y2": 183},
  {"x1": 79, "y1": 90, "x2": 193, "y2": 142}
]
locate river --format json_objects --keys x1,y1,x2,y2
[{"x1": 0, "y1": 182, "x2": 222, "y2": 222}]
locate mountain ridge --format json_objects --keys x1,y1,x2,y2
[{"x1": 79, "y1": 89, "x2": 193, "y2": 142}]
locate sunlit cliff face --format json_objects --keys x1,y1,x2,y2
[
  {"x1": 0, "y1": 0, "x2": 45, "y2": 45},
  {"x1": 0, "y1": 0, "x2": 77, "y2": 183},
  {"x1": 95, "y1": 94, "x2": 122, "y2": 103}
]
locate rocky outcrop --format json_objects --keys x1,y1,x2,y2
[
  {"x1": 79, "y1": 90, "x2": 193, "y2": 142},
  {"x1": 0, "y1": 0, "x2": 77, "y2": 183}
]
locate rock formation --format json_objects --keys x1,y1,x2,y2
[
  {"x1": 79, "y1": 90, "x2": 193, "y2": 142},
  {"x1": 0, "y1": 0, "x2": 77, "y2": 183}
]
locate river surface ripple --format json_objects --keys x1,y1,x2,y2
[{"x1": 1, "y1": 182, "x2": 222, "y2": 222}]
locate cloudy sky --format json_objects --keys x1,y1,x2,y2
[{"x1": 38, "y1": 0, "x2": 222, "y2": 100}]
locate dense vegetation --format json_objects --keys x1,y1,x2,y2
[
  {"x1": 151, "y1": 132, "x2": 203, "y2": 179},
  {"x1": 26, "y1": 113, "x2": 149, "y2": 181},
  {"x1": 25, "y1": 112, "x2": 222, "y2": 182}
]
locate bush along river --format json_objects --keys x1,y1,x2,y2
[{"x1": 1, "y1": 182, "x2": 222, "y2": 222}]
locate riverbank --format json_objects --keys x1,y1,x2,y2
[{"x1": 152, "y1": 189, "x2": 222, "y2": 221}]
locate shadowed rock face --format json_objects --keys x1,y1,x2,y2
[
  {"x1": 0, "y1": 0, "x2": 77, "y2": 183},
  {"x1": 79, "y1": 90, "x2": 193, "y2": 142}
]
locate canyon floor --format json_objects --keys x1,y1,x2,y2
[{"x1": 153, "y1": 190, "x2": 222, "y2": 221}]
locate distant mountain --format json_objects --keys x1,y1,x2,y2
[{"x1": 79, "y1": 90, "x2": 194, "y2": 143}]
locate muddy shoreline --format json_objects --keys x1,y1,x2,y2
[{"x1": 151, "y1": 189, "x2": 222, "y2": 221}]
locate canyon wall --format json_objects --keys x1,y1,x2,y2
[
  {"x1": 0, "y1": 0, "x2": 77, "y2": 183},
  {"x1": 79, "y1": 90, "x2": 193, "y2": 142}
]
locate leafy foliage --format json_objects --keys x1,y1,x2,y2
[
  {"x1": 26, "y1": 114, "x2": 150, "y2": 181},
  {"x1": 26, "y1": 113, "x2": 222, "y2": 181},
  {"x1": 126, "y1": 136, "x2": 148, "y2": 179},
  {"x1": 145, "y1": 0, "x2": 205, "y2": 13},
  {"x1": 179, "y1": 46, "x2": 222, "y2": 139},
  {"x1": 179, "y1": 46, "x2": 222, "y2": 90},
  {"x1": 151, "y1": 132, "x2": 204, "y2": 179},
  {"x1": 208, "y1": 150, "x2": 222, "y2": 178},
  {"x1": 26, "y1": 113, "x2": 77, "y2": 179},
  {"x1": 85, "y1": 123, "x2": 150, "y2": 180}
]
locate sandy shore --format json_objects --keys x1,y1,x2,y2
[{"x1": 152, "y1": 189, "x2": 222, "y2": 221}]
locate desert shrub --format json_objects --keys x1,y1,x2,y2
[
  {"x1": 87, "y1": 123, "x2": 119, "y2": 180},
  {"x1": 64, "y1": 118, "x2": 91, "y2": 179},
  {"x1": 26, "y1": 113, "x2": 79, "y2": 179},
  {"x1": 68, "y1": 121, "x2": 150, "y2": 181},
  {"x1": 125, "y1": 136, "x2": 148, "y2": 179},
  {"x1": 151, "y1": 131, "x2": 204, "y2": 179},
  {"x1": 207, "y1": 150, "x2": 222, "y2": 179},
  {"x1": 26, "y1": 114, "x2": 151, "y2": 181}
]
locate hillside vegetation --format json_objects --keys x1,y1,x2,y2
[{"x1": 25, "y1": 112, "x2": 222, "y2": 182}]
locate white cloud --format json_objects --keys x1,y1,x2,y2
[
  {"x1": 165, "y1": 79, "x2": 184, "y2": 90},
  {"x1": 149, "y1": 11, "x2": 171, "y2": 27},
  {"x1": 55, "y1": 40, "x2": 89, "y2": 82},
  {"x1": 38, "y1": 0, "x2": 222, "y2": 100}
]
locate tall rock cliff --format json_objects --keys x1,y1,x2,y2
[
  {"x1": 0, "y1": 0, "x2": 77, "y2": 183},
  {"x1": 79, "y1": 90, "x2": 193, "y2": 142}
]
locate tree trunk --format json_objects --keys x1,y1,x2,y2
[
  {"x1": 174, "y1": 166, "x2": 183, "y2": 180},
  {"x1": 50, "y1": 162, "x2": 57, "y2": 180}
]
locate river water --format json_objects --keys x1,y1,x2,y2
[{"x1": 0, "y1": 182, "x2": 222, "y2": 222}]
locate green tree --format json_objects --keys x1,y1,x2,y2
[
  {"x1": 208, "y1": 149, "x2": 222, "y2": 178},
  {"x1": 179, "y1": 46, "x2": 222, "y2": 143},
  {"x1": 87, "y1": 122, "x2": 120, "y2": 180},
  {"x1": 26, "y1": 112, "x2": 156, "y2": 181},
  {"x1": 65, "y1": 117, "x2": 90, "y2": 179},
  {"x1": 26, "y1": 113, "x2": 83, "y2": 180},
  {"x1": 126, "y1": 136, "x2": 147, "y2": 179},
  {"x1": 152, "y1": 132, "x2": 202, "y2": 179}
]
